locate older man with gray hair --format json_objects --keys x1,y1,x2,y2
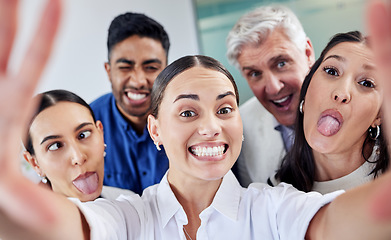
[{"x1": 227, "y1": 5, "x2": 315, "y2": 186}]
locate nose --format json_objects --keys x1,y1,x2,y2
[
  {"x1": 70, "y1": 144, "x2": 87, "y2": 166},
  {"x1": 129, "y1": 68, "x2": 148, "y2": 88},
  {"x1": 198, "y1": 113, "x2": 221, "y2": 138},
  {"x1": 264, "y1": 72, "x2": 284, "y2": 95},
  {"x1": 332, "y1": 80, "x2": 351, "y2": 104}
]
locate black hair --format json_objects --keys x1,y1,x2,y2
[
  {"x1": 150, "y1": 55, "x2": 239, "y2": 119},
  {"x1": 24, "y1": 89, "x2": 96, "y2": 156},
  {"x1": 275, "y1": 31, "x2": 389, "y2": 192},
  {"x1": 107, "y1": 12, "x2": 170, "y2": 62}
]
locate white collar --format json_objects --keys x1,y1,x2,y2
[{"x1": 157, "y1": 170, "x2": 242, "y2": 228}]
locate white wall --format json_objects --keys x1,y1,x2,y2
[{"x1": 12, "y1": 0, "x2": 200, "y2": 103}]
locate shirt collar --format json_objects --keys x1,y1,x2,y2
[
  {"x1": 207, "y1": 170, "x2": 242, "y2": 221},
  {"x1": 157, "y1": 171, "x2": 185, "y2": 228},
  {"x1": 272, "y1": 116, "x2": 280, "y2": 129},
  {"x1": 157, "y1": 170, "x2": 242, "y2": 228}
]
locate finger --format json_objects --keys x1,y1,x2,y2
[
  {"x1": 367, "y1": 1, "x2": 391, "y2": 134},
  {"x1": 368, "y1": 172, "x2": 391, "y2": 221},
  {"x1": 367, "y1": 0, "x2": 391, "y2": 69},
  {"x1": 15, "y1": 0, "x2": 62, "y2": 101},
  {"x1": 0, "y1": 0, "x2": 18, "y2": 74}
]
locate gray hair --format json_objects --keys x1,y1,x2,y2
[{"x1": 226, "y1": 5, "x2": 307, "y2": 69}]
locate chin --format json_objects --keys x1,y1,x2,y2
[{"x1": 201, "y1": 168, "x2": 230, "y2": 181}]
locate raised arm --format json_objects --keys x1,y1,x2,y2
[
  {"x1": 306, "y1": 1, "x2": 391, "y2": 239},
  {"x1": 0, "y1": 0, "x2": 88, "y2": 239}
]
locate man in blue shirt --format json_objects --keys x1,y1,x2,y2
[{"x1": 90, "y1": 13, "x2": 170, "y2": 194}]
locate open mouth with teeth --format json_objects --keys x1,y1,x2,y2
[
  {"x1": 189, "y1": 144, "x2": 228, "y2": 157},
  {"x1": 126, "y1": 92, "x2": 148, "y2": 101},
  {"x1": 271, "y1": 94, "x2": 292, "y2": 108}
]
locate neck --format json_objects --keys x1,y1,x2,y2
[
  {"x1": 116, "y1": 103, "x2": 148, "y2": 135},
  {"x1": 168, "y1": 172, "x2": 222, "y2": 240},
  {"x1": 313, "y1": 149, "x2": 367, "y2": 181},
  {"x1": 127, "y1": 115, "x2": 147, "y2": 135}
]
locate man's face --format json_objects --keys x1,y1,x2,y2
[
  {"x1": 237, "y1": 29, "x2": 314, "y2": 126},
  {"x1": 105, "y1": 35, "x2": 167, "y2": 122}
]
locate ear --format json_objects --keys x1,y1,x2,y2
[
  {"x1": 147, "y1": 114, "x2": 161, "y2": 144},
  {"x1": 96, "y1": 120, "x2": 104, "y2": 131},
  {"x1": 304, "y1": 37, "x2": 315, "y2": 68},
  {"x1": 95, "y1": 120, "x2": 104, "y2": 139},
  {"x1": 23, "y1": 151, "x2": 43, "y2": 176},
  {"x1": 104, "y1": 62, "x2": 112, "y2": 83},
  {"x1": 371, "y1": 114, "x2": 382, "y2": 128}
]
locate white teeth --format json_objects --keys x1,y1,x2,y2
[
  {"x1": 127, "y1": 92, "x2": 146, "y2": 100},
  {"x1": 191, "y1": 145, "x2": 225, "y2": 157},
  {"x1": 273, "y1": 95, "x2": 289, "y2": 104}
]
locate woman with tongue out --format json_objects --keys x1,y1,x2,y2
[
  {"x1": 22, "y1": 89, "x2": 133, "y2": 202},
  {"x1": 273, "y1": 31, "x2": 389, "y2": 194}
]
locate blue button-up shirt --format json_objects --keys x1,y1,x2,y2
[{"x1": 90, "y1": 93, "x2": 169, "y2": 194}]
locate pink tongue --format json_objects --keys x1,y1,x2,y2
[
  {"x1": 317, "y1": 115, "x2": 341, "y2": 136},
  {"x1": 73, "y1": 173, "x2": 99, "y2": 195}
]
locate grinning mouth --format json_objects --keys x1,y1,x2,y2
[
  {"x1": 189, "y1": 144, "x2": 228, "y2": 157},
  {"x1": 126, "y1": 92, "x2": 147, "y2": 100},
  {"x1": 271, "y1": 94, "x2": 292, "y2": 107}
]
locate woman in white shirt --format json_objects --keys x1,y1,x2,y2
[{"x1": 1, "y1": 1, "x2": 391, "y2": 239}]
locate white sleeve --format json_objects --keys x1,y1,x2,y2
[
  {"x1": 69, "y1": 195, "x2": 143, "y2": 240},
  {"x1": 249, "y1": 182, "x2": 344, "y2": 240}
]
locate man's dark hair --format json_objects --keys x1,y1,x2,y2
[{"x1": 107, "y1": 12, "x2": 170, "y2": 62}]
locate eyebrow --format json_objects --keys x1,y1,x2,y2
[
  {"x1": 216, "y1": 91, "x2": 236, "y2": 100},
  {"x1": 268, "y1": 54, "x2": 289, "y2": 65},
  {"x1": 40, "y1": 122, "x2": 94, "y2": 145},
  {"x1": 241, "y1": 54, "x2": 289, "y2": 72},
  {"x1": 173, "y1": 91, "x2": 236, "y2": 103},
  {"x1": 323, "y1": 54, "x2": 346, "y2": 62},
  {"x1": 115, "y1": 58, "x2": 134, "y2": 65},
  {"x1": 363, "y1": 64, "x2": 375, "y2": 71},
  {"x1": 241, "y1": 66, "x2": 256, "y2": 72},
  {"x1": 142, "y1": 59, "x2": 162, "y2": 65},
  {"x1": 115, "y1": 58, "x2": 162, "y2": 65},
  {"x1": 324, "y1": 54, "x2": 375, "y2": 70},
  {"x1": 174, "y1": 94, "x2": 199, "y2": 103}
]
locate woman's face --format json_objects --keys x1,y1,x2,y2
[
  {"x1": 26, "y1": 102, "x2": 105, "y2": 202},
  {"x1": 149, "y1": 67, "x2": 243, "y2": 183},
  {"x1": 303, "y1": 42, "x2": 382, "y2": 155}
]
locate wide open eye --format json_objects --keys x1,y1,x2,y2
[
  {"x1": 180, "y1": 110, "x2": 197, "y2": 117},
  {"x1": 78, "y1": 130, "x2": 91, "y2": 140},
  {"x1": 217, "y1": 107, "x2": 232, "y2": 115},
  {"x1": 324, "y1": 66, "x2": 339, "y2": 76},
  {"x1": 358, "y1": 79, "x2": 375, "y2": 88},
  {"x1": 48, "y1": 142, "x2": 62, "y2": 151}
]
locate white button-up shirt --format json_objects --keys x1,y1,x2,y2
[{"x1": 71, "y1": 171, "x2": 343, "y2": 240}]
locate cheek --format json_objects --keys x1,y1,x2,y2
[
  {"x1": 226, "y1": 117, "x2": 243, "y2": 148},
  {"x1": 160, "y1": 121, "x2": 191, "y2": 151},
  {"x1": 353, "y1": 99, "x2": 381, "y2": 127},
  {"x1": 283, "y1": 71, "x2": 305, "y2": 90},
  {"x1": 248, "y1": 83, "x2": 266, "y2": 99}
]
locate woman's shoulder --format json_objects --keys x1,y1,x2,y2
[{"x1": 101, "y1": 185, "x2": 137, "y2": 200}]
